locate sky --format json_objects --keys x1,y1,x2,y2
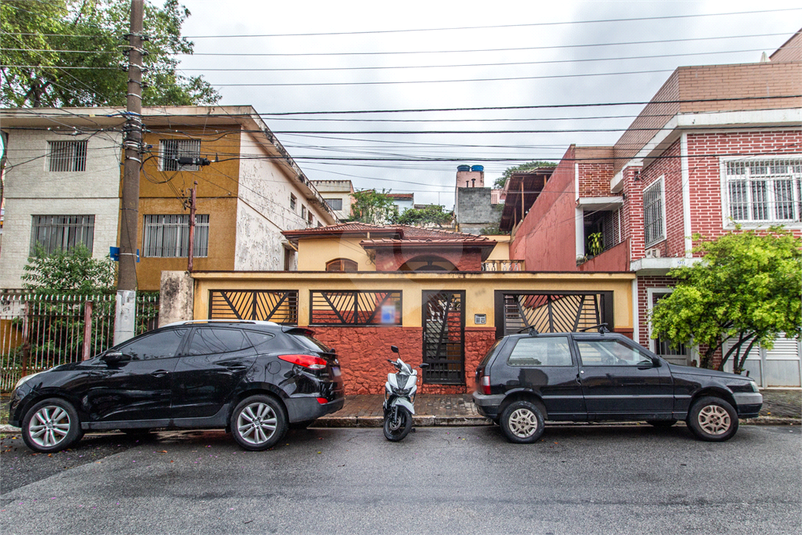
[{"x1": 173, "y1": 0, "x2": 802, "y2": 209}]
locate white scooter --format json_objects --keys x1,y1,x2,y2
[{"x1": 383, "y1": 346, "x2": 428, "y2": 442}]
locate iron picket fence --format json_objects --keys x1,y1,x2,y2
[{"x1": 0, "y1": 291, "x2": 159, "y2": 392}]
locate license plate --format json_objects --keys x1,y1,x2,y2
[{"x1": 332, "y1": 367, "x2": 341, "y2": 377}]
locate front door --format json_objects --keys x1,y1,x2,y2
[
  {"x1": 574, "y1": 337, "x2": 673, "y2": 419},
  {"x1": 422, "y1": 291, "x2": 465, "y2": 385},
  {"x1": 83, "y1": 328, "x2": 189, "y2": 422}
]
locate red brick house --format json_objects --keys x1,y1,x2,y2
[{"x1": 510, "y1": 30, "x2": 802, "y2": 387}]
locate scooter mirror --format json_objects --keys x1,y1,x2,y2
[{"x1": 391, "y1": 345, "x2": 399, "y2": 353}]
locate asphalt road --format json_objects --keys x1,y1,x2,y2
[{"x1": 1, "y1": 424, "x2": 800, "y2": 535}]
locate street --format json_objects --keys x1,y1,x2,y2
[{"x1": 1, "y1": 424, "x2": 800, "y2": 535}]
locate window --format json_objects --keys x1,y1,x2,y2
[
  {"x1": 290, "y1": 194, "x2": 297, "y2": 211},
  {"x1": 308, "y1": 211, "x2": 314, "y2": 225},
  {"x1": 116, "y1": 328, "x2": 188, "y2": 360},
  {"x1": 30, "y1": 215, "x2": 94, "y2": 254},
  {"x1": 187, "y1": 328, "x2": 253, "y2": 356},
  {"x1": 507, "y1": 336, "x2": 573, "y2": 367},
  {"x1": 324, "y1": 198, "x2": 343, "y2": 211},
  {"x1": 650, "y1": 291, "x2": 687, "y2": 360},
  {"x1": 160, "y1": 139, "x2": 201, "y2": 171},
  {"x1": 643, "y1": 177, "x2": 665, "y2": 246},
  {"x1": 310, "y1": 290, "x2": 402, "y2": 325},
  {"x1": 48, "y1": 141, "x2": 87, "y2": 172},
  {"x1": 301, "y1": 205, "x2": 307, "y2": 219},
  {"x1": 326, "y1": 258, "x2": 358, "y2": 272},
  {"x1": 143, "y1": 214, "x2": 209, "y2": 257},
  {"x1": 576, "y1": 340, "x2": 653, "y2": 366},
  {"x1": 724, "y1": 158, "x2": 802, "y2": 224}
]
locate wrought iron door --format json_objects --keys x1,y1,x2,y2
[{"x1": 422, "y1": 291, "x2": 465, "y2": 385}]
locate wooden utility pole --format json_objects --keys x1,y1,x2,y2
[
  {"x1": 114, "y1": 0, "x2": 145, "y2": 345},
  {"x1": 187, "y1": 182, "x2": 197, "y2": 272}
]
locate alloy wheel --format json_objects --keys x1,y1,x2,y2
[
  {"x1": 28, "y1": 405, "x2": 72, "y2": 449},
  {"x1": 237, "y1": 402, "x2": 278, "y2": 446},
  {"x1": 508, "y1": 408, "x2": 539, "y2": 438}
]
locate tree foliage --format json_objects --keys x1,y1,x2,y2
[
  {"x1": 650, "y1": 227, "x2": 801, "y2": 372},
  {"x1": 22, "y1": 244, "x2": 116, "y2": 294},
  {"x1": 396, "y1": 204, "x2": 452, "y2": 227},
  {"x1": 1, "y1": 0, "x2": 220, "y2": 107},
  {"x1": 494, "y1": 161, "x2": 557, "y2": 189},
  {"x1": 348, "y1": 189, "x2": 398, "y2": 225}
]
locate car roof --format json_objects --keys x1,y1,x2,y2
[{"x1": 162, "y1": 319, "x2": 283, "y2": 330}]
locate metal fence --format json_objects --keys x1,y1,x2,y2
[{"x1": 0, "y1": 291, "x2": 159, "y2": 392}]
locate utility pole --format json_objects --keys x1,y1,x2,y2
[
  {"x1": 114, "y1": 0, "x2": 145, "y2": 345},
  {"x1": 187, "y1": 182, "x2": 197, "y2": 272}
]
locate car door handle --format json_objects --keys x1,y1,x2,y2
[{"x1": 151, "y1": 370, "x2": 170, "y2": 378}]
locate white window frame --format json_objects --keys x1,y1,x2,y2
[
  {"x1": 643, "y1": 176, "x2": 667, "y2": 247},
  {"x1": 143, "y1": 214, "x2": 209, "y2": 258},
  {"x1": 47, "y1": 140, "x2": 87, "y2": 172},
  {"x1": 720, "y1": 156, "x2": 802, "y2": 229},
  {"x1": 159, "y1": 139, "x2": 202, "y2": 171}
]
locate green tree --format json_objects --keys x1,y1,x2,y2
[
  {"x1": 348, "y1": 189, "x2": 398, "y2": 225},
  {"x1": 494, "y1": 161, "x2": 557, "y2": 189},
  {"x1": 22, "y1": 244, "x2": 116, "y2": 294},
  {"x1": 650, "y1": 227, "x2": 801, "y2": 372},
  {"x1": 1, "y1": 0, "x2": 220, "y2": 107},
  {"x1": 397, "y1": 204, "x2": 452, "y2": 227}
]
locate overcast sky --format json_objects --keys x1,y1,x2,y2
[{"x1": 175, "y1": 0, "x2": 801, "y2": 208}]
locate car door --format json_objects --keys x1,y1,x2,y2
[
  {"x1": 83, "y1": 328, "x2": 189, "y2": 423},
  {"x1": 170, "y1": 326, "x2": 258, "y2": 419},
  {"x1": 502, "y1": 335, "x2": 586, "y2": 419},
  {"x1": 575, "y1": 337, "x2": 673, "y2": 419}
]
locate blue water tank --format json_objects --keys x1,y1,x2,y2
[
  {"x1": 457, "y1": 165, "x2": 471, "y2": 172},
  {"x1": 471, "y1": 165, "x2": 484, "y2": 172}
]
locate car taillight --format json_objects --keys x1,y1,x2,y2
[
  {"x1": 481, "y1": 375, "x2": 491, "y2": 395},
  {"x1": 279, "y1": 354, "x2": 327, "y2": 370}
]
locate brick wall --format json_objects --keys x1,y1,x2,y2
[
  {"x1": 311, "y1": 325, "x2": 496, "y2": 395},
  {"x1": 640, "y1": 140, "x2": 684, "y2": 258}
]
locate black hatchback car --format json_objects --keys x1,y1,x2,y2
[
  {"x1": 9, "y1": 320, "x2": 345, "y2": 453},
  {"x1": 472, "y1": 329, "x2": 762, "y2": 443}
]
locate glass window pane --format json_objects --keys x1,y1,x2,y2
[
  {"x1": 507, "y1": 336, "x2": 572, "y2": 367},
  {"x1": 118, "y1": 328, "x2": 188, "y2": 360}
]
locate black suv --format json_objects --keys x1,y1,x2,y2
[
  {"x1": 9, "y1": 321, "x2": 345, "y2": 453},
  {"x1": 472, "y1": 329, "x2": 762, "y2": 443}
]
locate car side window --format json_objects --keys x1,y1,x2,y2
[
  {"x1": 187, "y1": 328, "x2": 253, "y2": 356},
  {"x1": 507, "y1": 336, "x2": 573, "y2": 367},
  {"x1": 118, "y1": 328, "x2": 188, "y2": 361},
  {"x1": 577, "y1": 340, "x2": 652, "y2": 366},
  {"x1": 245, "y1": 331, "x2": 283, "y2": 353}
]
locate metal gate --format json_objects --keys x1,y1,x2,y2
[
  {"x1": 209, "y1": 290, "x2": 298, "y2": 324},
  {"x1": 496, "y1": 291, "x2": 612, "y2": 337},
  {"x1": 422, "y1": 290, "x2": 465, "y2": 385}
]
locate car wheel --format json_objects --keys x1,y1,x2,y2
[
  {"x1": 500, "y1": 401, "x2": 545, "y2": 444},
  {"x1": 646, "y1": 419, "x2": 677, "y2": 428},
  {"x1": 22, "y1": 398, "x2": 83, "y2": 453},
  {"x1": 687, "y1": 396, "x2": 738, "y2": 442},
  {"x1": 230, "y1": 395, "x2": 287, "y2": 451}
]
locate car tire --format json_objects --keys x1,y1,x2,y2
[
  {"x1": 22, "y1": 398, "x2": 83, "y2": 453},
  {"x1": 687, "y1": 396, "x2": 738, "y2": 442},
  {"x1": 500, "y1": 400, "x2": 545, "y2": 444},
  {"x1": 646, "y1": 419, "x2": 677, "y2": 428},
  {"x1": 231, "y1": 395, "x2": 287, "y2": 451}
]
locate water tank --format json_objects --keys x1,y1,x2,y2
[
  {"x1": 471, "y1": 165, "x2": 484, "y2": 172},
  {"x1": 457, "y1": 165, "x2": 471, "y2": 172}
]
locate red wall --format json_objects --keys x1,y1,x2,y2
[{"x1": 311, "y1": 326, "x2": 497, "y2": 395}]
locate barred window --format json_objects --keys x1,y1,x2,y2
[
  {"x1": 143, "y1": 214, "x2": 209, "y2": 257},
  {"x1": 643, "y1": 177, "x2": 665, "y2": 246},
  {"x1": 48, "y1": 141, "x2": 87, "y2": 172},
  {"x1": 30, "y1": 215, "x2": 94, "y2": 254},
  {"x1": 724, "y1": 158, "x2": 802, "y2": 224},
  {"x1": 160, "y1": 139, "x2": 201, "y2": 171},
  {"x1": 310, "y1": 290, "x2": 402, "y2": 325},
  {"x1": 290, "y1": 194, "x2": 297, "y2": 210}
]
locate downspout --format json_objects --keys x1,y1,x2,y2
[{"x1": 680, "y1": 133, "x2": 693, "y2": 257}]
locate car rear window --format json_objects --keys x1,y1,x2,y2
[
  {"x1": 287, "y1": 331, "x2": 332, "y2": 353},
  {"x1": 479, "y1": 339, "x2": 504, "y2": 367},
  {"x1": 507, "y1": 336, "x2": 573, "y2": 367}
]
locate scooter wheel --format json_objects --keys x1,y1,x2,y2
[{"x1": 383, "y1": 407, "x2": 413, "y2": 441}]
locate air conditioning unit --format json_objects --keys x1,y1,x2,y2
[{"x1": 645, "y1": 247, "x2": 662, "y2": 259}]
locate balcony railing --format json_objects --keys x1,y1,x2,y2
[{"x1": 481, "y1": 260, "x2": 525, "y2": 272}]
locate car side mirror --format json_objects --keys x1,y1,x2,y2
[
  {"x1": 651, "y1": 357, "x2": 661, "y2": 367},
  {"x1": 102, "y1": 351, "x2": 127, "y2": 364}
]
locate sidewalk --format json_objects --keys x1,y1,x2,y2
[{"x1": 1, "y1": 390, "x2": 799, "y2": 433}]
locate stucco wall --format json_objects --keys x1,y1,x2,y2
[
  {"x1": 0, "y1": 130, "x2": 122, "y2": 289},
  {"x1": 296, "y1": 237, "x2": 374, "y2": 271}
]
